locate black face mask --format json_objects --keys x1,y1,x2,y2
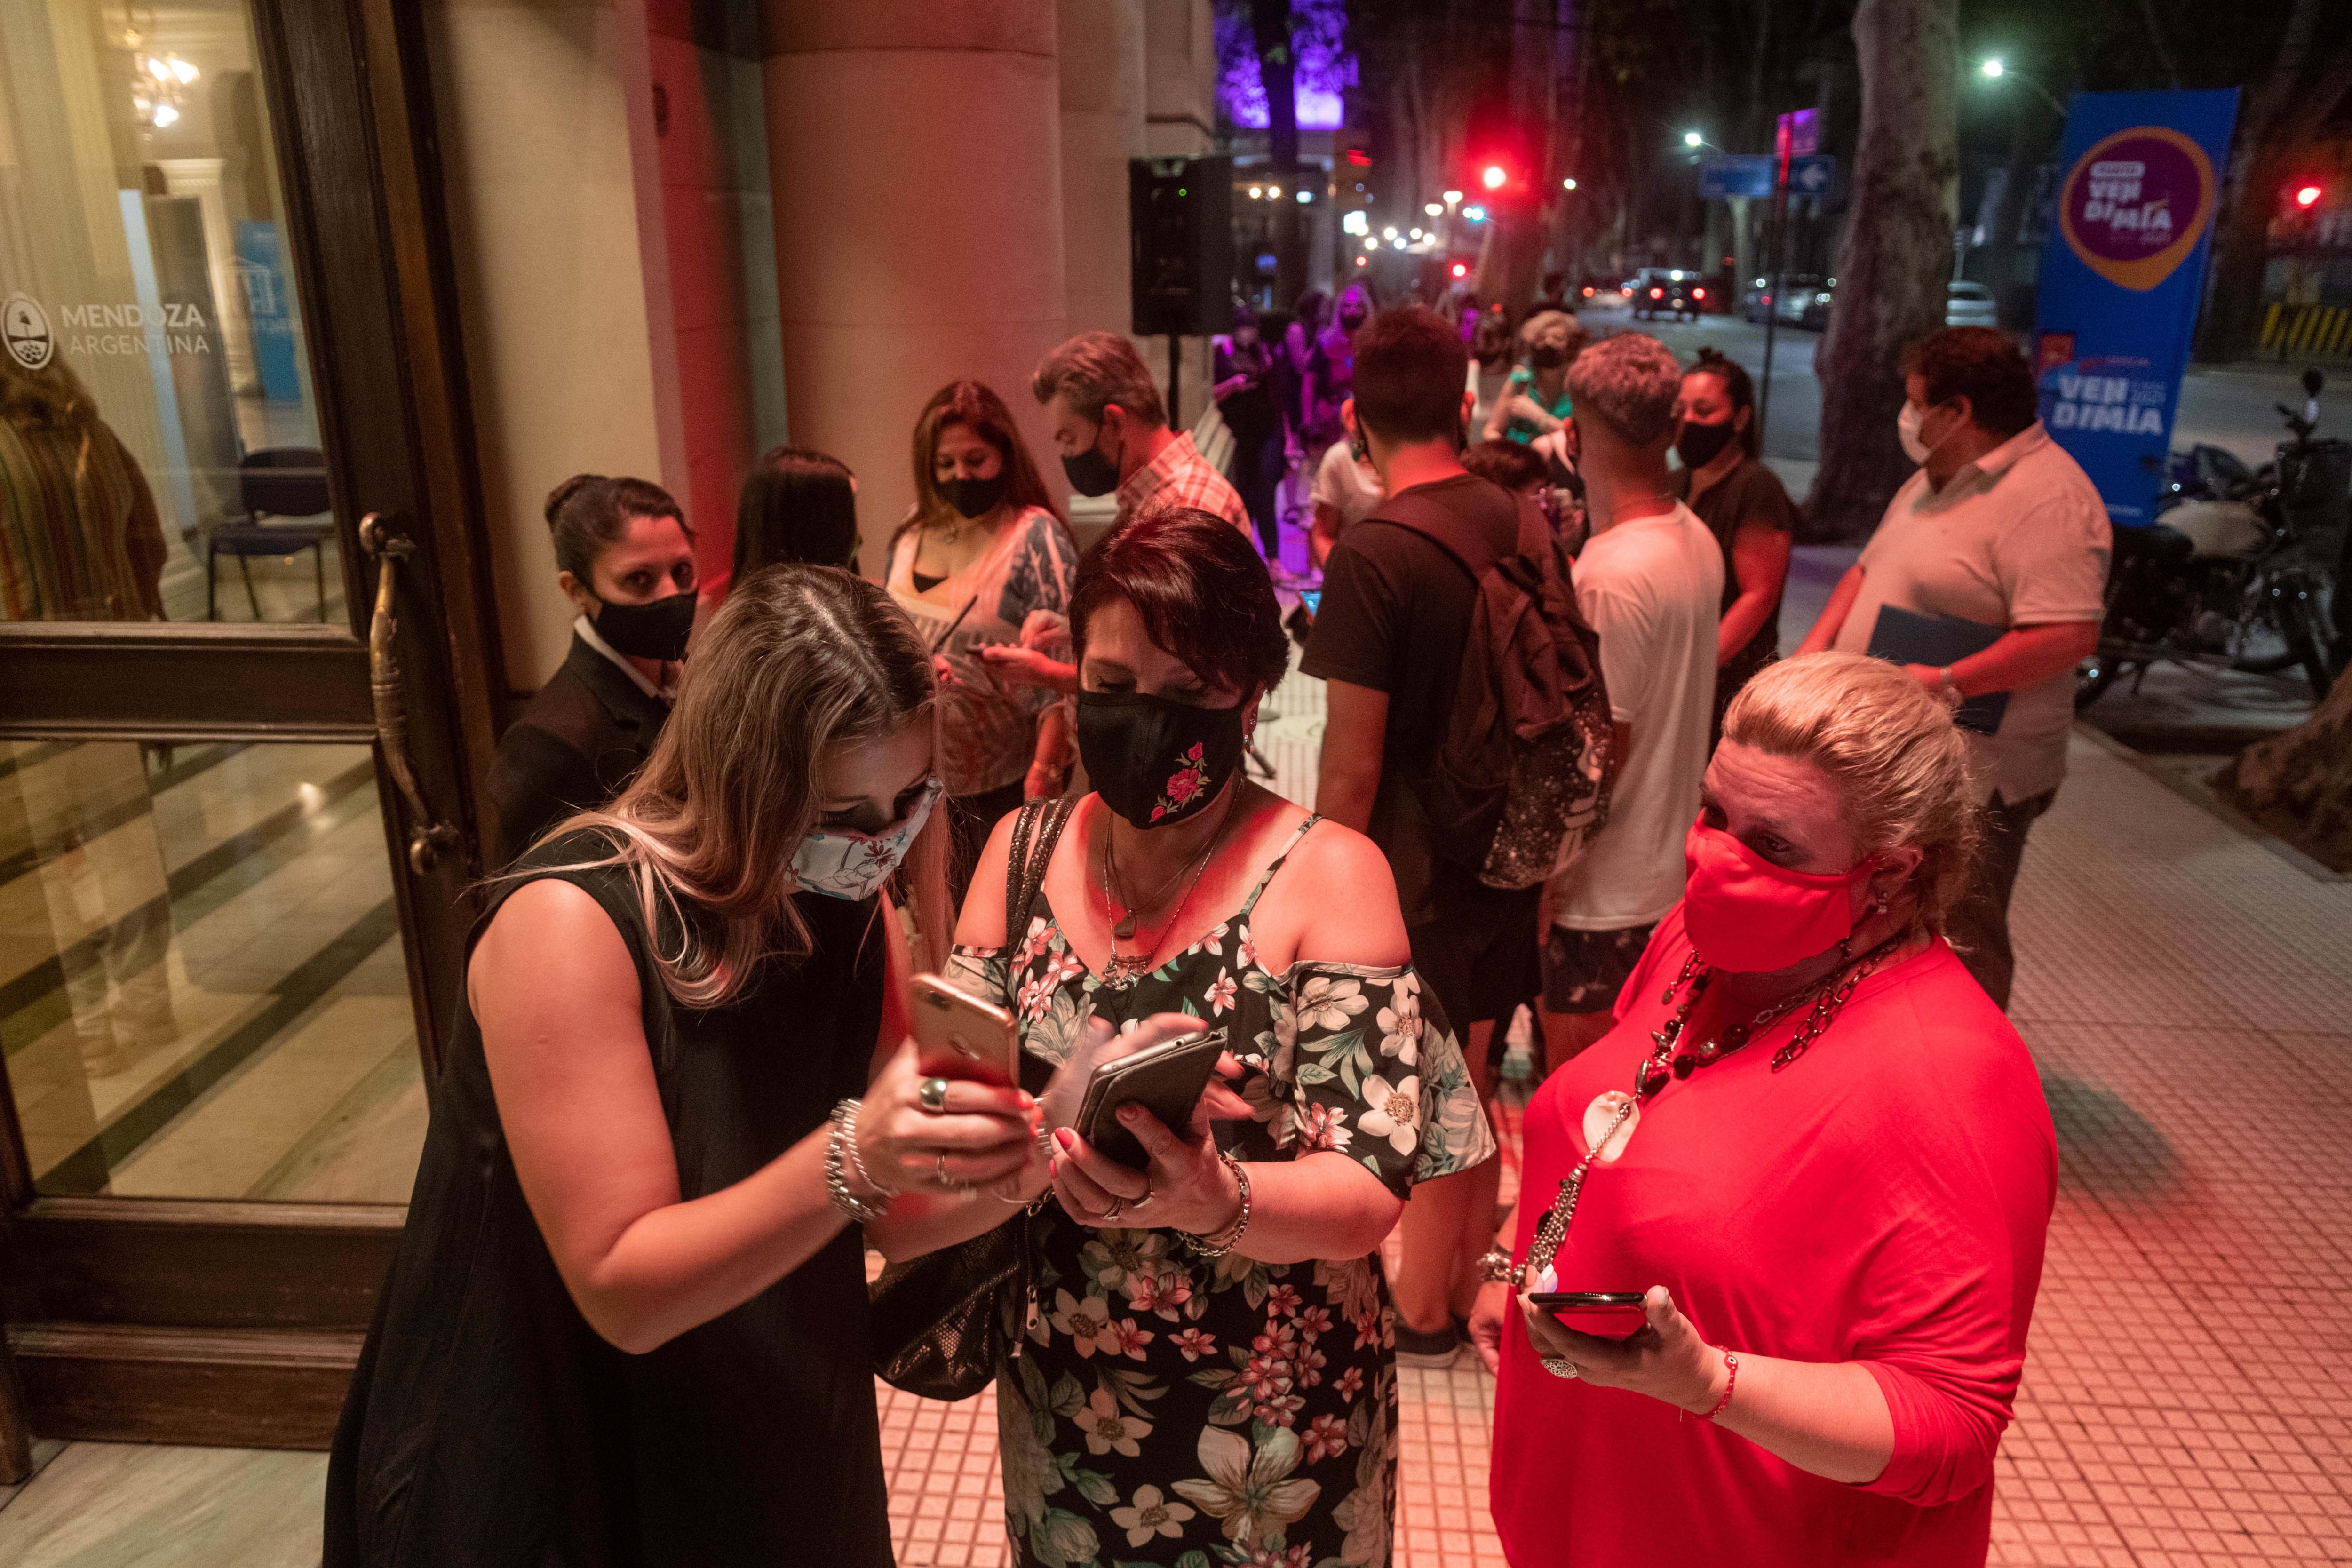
[
  {"x1": 1526, "y1": 344, "x2": 1567, "y2": 371},
  {"x1": 1675, "y1": 418, "x2": 1739, "y2": 471},
  {"x1": 1076, "y1": 690, "x2": 1247, "y2": 829},
  {"x1": 940, "y1": 474, "x2": 1008, "y2": 519},
  {"x1": 592, "y1": 589, "x2": 695, "y2": 663},
  {"x1": 1061, "y1": 422, "x2": 1122, "y2": 497},
  {"x1": 1337, "y1": 310, "x2": 1368, "y2": 333}
]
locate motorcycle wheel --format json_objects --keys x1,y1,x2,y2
[
  {"x1": 2230, "y1": 571, "x2": 2305, "y2": 673},
  {"x1": 2075, "y1": 650, "x2": 2121, "y2": 710}
]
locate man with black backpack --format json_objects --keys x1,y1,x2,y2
[{"x1": 1305, "y1": 305, "x2": 1614, "y2": 1368}]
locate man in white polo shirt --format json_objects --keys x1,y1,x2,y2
[{"x1": 1799, "y1": 326, "x2": 2110, "y2": 1009}]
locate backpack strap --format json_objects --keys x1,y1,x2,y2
[{"x1": 1359, "y1": 486, "x2": 1516, "y2": 585}]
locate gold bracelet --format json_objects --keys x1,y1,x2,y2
[{"x1": 1184, "y1": 1151, "x2": 1251, "y2": 1258}]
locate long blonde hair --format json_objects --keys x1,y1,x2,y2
[
  {"x1": 533, "y1": 565, "x2": 948, "y2": 1008},
  {"x1": 1722, "y1": 652, "x2": 1980, "y2": 935}
]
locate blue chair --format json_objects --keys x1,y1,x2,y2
[{"x1": 208, "y1": 447, "x2": 334, "y2": 621}]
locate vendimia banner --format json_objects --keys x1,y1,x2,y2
[{"x1": 2031, "y1": 89, "x2": 2240, "y2": 525}]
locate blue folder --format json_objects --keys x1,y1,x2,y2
[{"x1": 1865, "y1": 605, "x2": 2010, "y2": 735}]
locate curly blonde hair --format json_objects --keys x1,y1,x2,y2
[{"x1": 1721, "y1": 653, "x2": 1980, "y2": 935}]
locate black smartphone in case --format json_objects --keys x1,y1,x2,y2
[{"x1": 1073, "y1": 1029, "x2": 1227, "y2": 1169}]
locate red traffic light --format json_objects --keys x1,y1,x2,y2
[
  {"x1": 1451, "y1": 262, "x2": 1468, "y2": 279},
  {"x1": 1481, "y1": 164, "x2": 1507, "y2": 191},
  {"x1": 1692, "y1": 287, "x2": 1706, "y2": 299},
  {"x1": 2296, "y1": 184, "x2": 2323, "y2": 208}
]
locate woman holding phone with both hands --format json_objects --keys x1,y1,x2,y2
[
  {"x1": 1471, "y1": 654, "x2": 2055, "y2": 1568},
  {"x1": 326, "y1": 568, "x2": 1038, "y2": 1568},
  {"x1": 874, "y1": 508, "x2": 1494, "y2": 1568}
]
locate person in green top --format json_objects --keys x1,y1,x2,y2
[{"x1": 1482, "y1": 309, "x2": 1588, "y2": 446}]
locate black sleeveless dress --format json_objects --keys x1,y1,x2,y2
[{"x1": 325, "y1": 832, "x2": 895, "y2": 1567}]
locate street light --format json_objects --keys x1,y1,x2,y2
[
  {"x1": 1249, "y1": 185, "x2": 1263, "y2": 199},
  {"x1": 1382, "y1": 226, "x2": 1398, "y2": 240},
  {"x1": 1462, "y1": 205, "x2": 1487, "y2": 223},
  {"x1": 1424, "y1": 202, "x2": 1443, "y2": 217},
  {"x1": 1296, "y1": 189, "x2": 1312, "y2": 203},
  {"x1": 1442, "y1": 190, "x2": 1463, "y2": 206},
  {"x1": 1562, "y1": 177, "x2": 1578, "y2": 191},
  {"x1": 1683, "y1": 130, "x2": 1703, "y2": 149},
  {"x1": 1977, "y1": 58, "x2": 2066, "y2": 116}
]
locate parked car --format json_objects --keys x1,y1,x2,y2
[
  {"x1": 1946, "y1": 280, "x2": 1999, "y2": 327},
  {"x1": 1771, "y1": 273, "x2": 1831, "y2": 328},
  {"x1": 1624, "y1": 267, "x2": 1701, "y2": 322},
  {"x1": 1740, "y1": 277, "x2": 1773, "y2": 322}
]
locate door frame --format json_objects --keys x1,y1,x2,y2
[{"x1": 0, "y1": 0, "x2": 498, "y2": 1458}]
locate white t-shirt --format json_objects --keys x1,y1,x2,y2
[
  {"x1": 1831, "y1": 422, "x2": 2109, "y2": 804},
  {"x1": 1311, "y1": 440, "x2": 1385, "y2": 534},
  {"x1": 1549, "y1": 502, "x2": 1725, "y2": 931}
]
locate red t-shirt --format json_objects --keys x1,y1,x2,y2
[{"x1": 1490, "y1": 907, "x2": 2056, "y2": 1566}]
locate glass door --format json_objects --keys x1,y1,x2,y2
[{"x1": 0, "y1": 0, "x2": 499, "y2": 1458}]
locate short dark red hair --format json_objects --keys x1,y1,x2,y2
[{"x1": 1069, "y1": 509, "x2": 1288, "y2": 697}]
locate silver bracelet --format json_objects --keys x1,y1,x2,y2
[
  {"x1": 825, "y1": 1100, "x2": 889, "y2": 1224},
  {"x1": 844, "y1": 1106, "x2": 899, "y2": 1199},
  {"x1": 1478, "y1": 1245, "x2": 1523, "y2": 1288},
  {"x1": 1184, "y1": 1151, "x2": 1251, "y2": 1258}
]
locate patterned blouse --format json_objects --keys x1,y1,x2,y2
[
  {"x1": 886, "y1": 505, "x2": 1077, "y2": 796},
  {"x1": 946, "y1": 816, "x2": 1495, "y2": 1568}
]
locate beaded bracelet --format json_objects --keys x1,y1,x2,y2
[
  {"x1": 1184, "y1": 1151, "x2": 1251, "y2": 1258},
  {"x1": 1701, "y1": 1348, "x2": 1740, "y2": 1420},
  {"x1": 825, "y1": 1099, "x2": 889, "y2": 1224}
]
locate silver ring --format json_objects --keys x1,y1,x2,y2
[
  {"x1": 918, "y1": 1076, "x2": 951, "y2": 1114},
  {"x1": 935, "y1": 1151, "x2": 953, "y2": 1185},
  {"x1": 1541, "y1": 1356, "x2": 1581, "y2": 1380},
  {"x1": 1100, "y1": 1197, "x2": 1125, "y2": 1223},
  {"x1": 1129, "y1": 1185, "x2": 1155, "y2": 1212}
]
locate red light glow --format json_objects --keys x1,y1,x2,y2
[
  {"x1": 2296, "y1": 185, "x2": 2323, "y2": 208},
  {"x1": 1650, "y1": 288, "x2": 1663, "y2": 299},
  {"x1": 1451, "y1": 262, "x2": 1468, "y2": 278},
  {"x1": 1481, "y1": 165, "x2": 1507, "y2": 191},
  {"x1": 1692, "y1": 287, "x2": 1706, "y2": 299},
  {"x1": 1353, "y1": 255, "x2": 1368, "y2": 267},
  {"x1": 1581, "y1": 286, "x2": 1595, "y2": 297}
]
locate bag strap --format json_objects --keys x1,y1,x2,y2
[
  {"x1": 1003, "y1": 793, "x2": 1080, "y2": 948},
  {"x1": 1363, "y1": 488, "x2": 1512, "y2": 585}
]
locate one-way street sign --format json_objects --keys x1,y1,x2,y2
[{"x1": 1788, "y1": 155, "x2": 1836, "y2": 196}]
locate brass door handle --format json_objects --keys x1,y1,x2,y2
[{"x1": 361, "y1": 513, "x2": 464, "y2": 875}]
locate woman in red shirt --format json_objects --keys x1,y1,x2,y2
[{"x1": 1475, "y1": 651, "x2": 2056, "y2": 1566}]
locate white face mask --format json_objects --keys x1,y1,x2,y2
[
  {"x1": 1898, "y1": 398, "x2": 1958, "y2": 467},
  {"x1": 791, "y1": 780, "x2": 943, "y2": 901}
]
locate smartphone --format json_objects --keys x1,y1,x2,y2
[
  {"x1": 1299, "y1": 588, "x2": 1323, "y2": 618},
  {"x1": 1073, "y1": 1029, "x2": 1227, "y2": 1169},
  {"x1": 908, "y1": 974, "x2": 1020, "y2": 1087},
  {"x1": 1528, "y1": 1291, "x2": 1650, "y2": 1337}
]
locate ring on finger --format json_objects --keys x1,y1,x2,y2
[
  {"x1": 1541, "y1": 1356, "x2": 1581, "y2": 1380},
  {"x1": 1129, "y1": 1184, "x2": 1154, "y2": 1212},
  {"x1": 918, "y1": 1076, "x2": 950, "y2": 1114},
  {"x1": 937, "y1": 1150, "x2": 968, "y2": 1190},
  {"x1": 1100, "y1": 1196, "x2": 1125, "y2": 1224}
]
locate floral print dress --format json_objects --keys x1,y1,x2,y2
[{"x1": 946, "y1": 816, "x2": 1496, "y2": 1568}]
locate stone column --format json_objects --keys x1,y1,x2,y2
[
  {"x1": 763, "y1": 0, "x2": 1070, "y2": 569},
  {"x1": 1058, "y1": 0, "x2": 1144, "y2": 338}
]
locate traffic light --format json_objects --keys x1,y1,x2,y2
[
  {"x1": 1481, "y1": 164, "x2": 1507, "y2": 191},
  {"x1": 2296, "y1": 184, "x2": 2323, "y2": 209}
]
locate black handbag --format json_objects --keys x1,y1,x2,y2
[{"x1": 869, "y1": 793, "x2": 1077, "y2": 1399}]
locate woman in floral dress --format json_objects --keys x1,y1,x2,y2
[{"x1": 882, "y1": 509, "x2": 1493, "y2": 1568}]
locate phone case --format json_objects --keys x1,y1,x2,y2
[
  {"x1": 1528, "y1": 1292, "x2": 1649, "y2": 1337},
  {"x1": 1073, "y1": 1031, "x2": 1225, "y2": 1169},
  {"x1": 909, "y1": 975, "x2": 1019, "y2": 1086}
]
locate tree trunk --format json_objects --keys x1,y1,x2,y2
[
  {"x1": 2216, "y1": 672, "x2": 2352, "y2": 872},
  {"x1": 1802, "y1": 0, "x2": 1957, "y2": 542},
  {"x1": 2194, "y1": 0, "x2": 2325, "y2": 364},
  {"x1": 1252, "y1": 0, "x2": 1305, "y2": 309},
  {"x1": 1474, "y1": 0, "x2": 1558, "y2": 320}
]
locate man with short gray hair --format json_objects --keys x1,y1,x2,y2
[
  {"x1": 1033, "y1": 330, "x2": 1251, "y2": 537},
  {"x1": 1538, "y1": 333, "x2": 1725, "y2": 1070}
]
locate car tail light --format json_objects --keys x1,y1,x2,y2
[
  {"x1": 1581, "y1": 286, "x2": 1594, "y2": 297},
  {"x1": 1692, "y1": 287, "x2": 1705, "y2": 299},
  {"x1": 1649, "y1": 288, "x2": 1663, "y2": 298}
]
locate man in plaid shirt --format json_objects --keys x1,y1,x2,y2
[{"x1": 1033, "y1": 330, "x2": 1252, "y2": 539}]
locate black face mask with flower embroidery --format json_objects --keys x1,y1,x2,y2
[{"x1": 1075, "y1": 689, "x2": 1248, "y2": 829}]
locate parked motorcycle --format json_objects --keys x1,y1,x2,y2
[{"x1": 2077, "y1": 367, "x2": 2347, "y2": 709}]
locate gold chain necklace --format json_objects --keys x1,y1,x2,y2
[{"x1": 1098, "y1": 796, "x2": 1235, "y2": 987}]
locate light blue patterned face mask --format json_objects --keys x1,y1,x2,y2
[{"x1": 791, "y1": 780, "x2": 943, "y2": 901}]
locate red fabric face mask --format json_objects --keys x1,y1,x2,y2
[{"x1": 1682, "y1": 820, "x2": 1877, "y2": 974}]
